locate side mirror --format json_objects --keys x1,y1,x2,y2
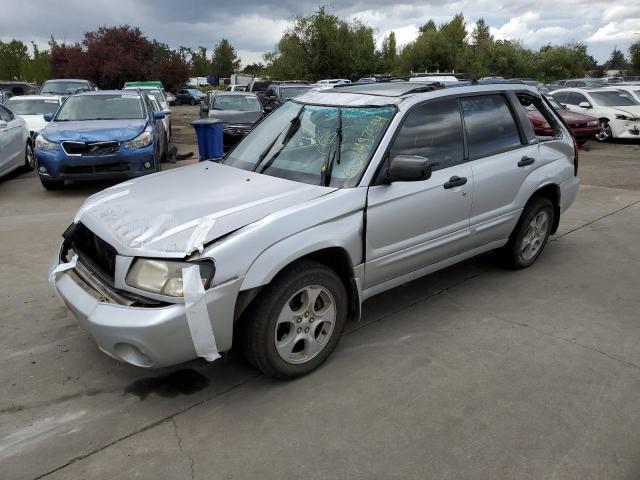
[
  {"x1": 578, "y1": 101, "x2": 591, "y2": 109},
  {"x1": 153, "y1": 111, "x2": 165, "y2": 120},
  {"x1": 43, "y1": 113, "x2": 54, "y2": 122},
  {"x1": 388, "y1": 155, "x2": 432, "y2": 183},
  {"x1": 0, "y1": 120, "x2": 7, "y2": 130}
]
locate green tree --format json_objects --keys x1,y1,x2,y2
[
  {"x1": 191, "y1": 46, "x2": 211, "y2": 76},
  {"x1": 20, "y1": 42, "x2": 51, "y2": 84},
  {"x1": 604, "y1": 46, "x2": 629, "y2": 70},
  {"x1": 378, "y1": 31, "x2": 397, "y2": 74},
  {"x1": 242, "y1": 62, "x2": 266, "y2": 76},
  {"x1": 210, "y1": 39, "x2": 241, "y2": 78},
  {"x1": 0, "y1": 40, "x2": 29, "y2": 80},
  {"x1": 630, "y1": 41, "x2": 640, "y2": 73}
]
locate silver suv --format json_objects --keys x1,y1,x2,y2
[{"x1": 50, "y1": 82, "x2": 579, "y2": 378}]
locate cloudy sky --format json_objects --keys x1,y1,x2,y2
[{"x1": 1, "y1": 0, "x2": 638, "y2": 66}]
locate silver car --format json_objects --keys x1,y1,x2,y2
[{"x1": 50, "y1": 82, "x2": 579, "y2": 378}]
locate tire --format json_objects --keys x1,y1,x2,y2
[
  {"x1": 24, "y1": 141, "x2": 35, "y2": 171},
  {"x1": 240, "y1": 260, "x2": 348, "y2": 379},
  {"x1": 40, "y1": 178, "x2": 64, "y2": 190},
  {"x1": 190, "y1": 98, "x2": 196, "y2": 106},
  {"x1": 176, "y1": 98, "x2": 182, "y2": 106},
  {"x1": 501, "y1": 197, "x2": 554, "y2": 269},
  {"x1": 595, "y1": 120, "x2": 612, "y2": 142}
]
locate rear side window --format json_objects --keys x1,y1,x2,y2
[
  {"x1": 551, "y1": 92, "x2": 570, "y2": 104},
  {"x1": 390, "y1": 98, "x2": 464, "y2": 171},
  {"x1": 460, "y1": 94, "x2": 522, "y2": 159}
]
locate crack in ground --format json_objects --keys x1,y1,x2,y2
[
  {"x1": 172, "y1": 418, "x2": 195, "y2": 480},
  {"x1": 33, "y1": 197, "x2": 640, "y2": 478}
]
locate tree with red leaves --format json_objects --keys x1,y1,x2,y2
[{"x1": 50, "y1": 25, "x2": 189, "y2": 90}]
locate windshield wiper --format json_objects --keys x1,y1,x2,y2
[
  {"x1": 253, "y1": 107, "x2": 304, "y2": 174},
  {"x1": 320, "y1": 110, "x2": 342, "y2": 187}
]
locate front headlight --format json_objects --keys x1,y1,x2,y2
[
  {"x1": 615, "y1": 114, "x2": 629, "y2": 121},
  {"x1": 35, "y1": 135, "x2": 57, "y2": 151},
  {"x1": 587, "y1": 120, "x2": 599, "y2": 127},
  {"x1": 126, "y1": 259, "x2": 215, "y2": 297},
  {"x1": 125, "y1": 129, "x2": 153, "y2": 149}
]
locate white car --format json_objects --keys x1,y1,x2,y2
[
  {"x1": 0, "y1": 103, "x2": 34, "y2": 178},
  {"x1": 604, "y1": 85, "x2": 640, "y2": 103},
  {"x1": 124, "y1": 86, "x2": 171, "y2": 141},
  {"x1": 147, "y1": 94, "x2": 170, "y2": 150},
  {"x1": 551, "y1": 88, "x2": 640, "y2": 141},
  {"x1": 313, "y1": 79, "x2": 351, "y2": 88},
  {"x1": 4, "y1": 95, "x2": 64, "y2": 137}
]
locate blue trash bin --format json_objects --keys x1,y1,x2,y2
[{"x1": 191, "y1": 119, "x2": 224, "y2": 160}]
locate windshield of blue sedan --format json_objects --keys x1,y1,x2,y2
[
  {"x1": 55, "y1": 95, "x2": 145, "y2": 121},
  {"x1": 6, "y1": 99, "x2": 60, "y2": 115},
  {"x1": 41, "y1": 81, "x2": 89, "y2": 94},
  {"x1": 223, "y1": 101, "x2": 396, "y2": 188},
  {"x1": 213, "y1": 95, "x2": 262, "y2": 112}
]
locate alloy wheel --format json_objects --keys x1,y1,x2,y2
[
  {"x1": 595, "y1": 121, "x2": 611, "y2": 142},
  {"x1": 520, "y1": 211, "x2": 549, "y2": 262},
  {"x1": 274, "y1": 285, "x2": 337, "y2": 365},
  {"x1": 25, "y1": 142, "x2": 35, "y2": 169}
]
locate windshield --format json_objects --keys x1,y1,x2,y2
[
  {"x1": 213, "y1": 95, "x2": 262, "y2": 112},
  {"x1": 590, "y1": 91, "x2": 639, "y2": 107},
  {"x1": 6, "y1": 98, "x2": 60, "y2": 115},
  {"x1": 280, "y1": 87, "x2": 313, "y2": 100},
  {"x1": 223, "y1": 101, "x2": 395, "y2": 188},
  {"x1": 56, "y1": 94, "x2": 144, "y2": 121},
  {"x1": 188, "y1": 89, "x2": 203, "y2": 95},
  {"x1": 41, "y1": 81, "x2": 89, "y2": 94},
  {"x1": 125, "y1": 87, "x2": 165, "y2": 103}
]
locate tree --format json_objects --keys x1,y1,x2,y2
[
  {"x1": 378, "y1": 31, "x2": 397, "y2": 74},
  {"x1": 471, "y1": 18, "x2": 492, "y2": 47},
  {"x1": 210, "y1": 39, "x2": 241, "y2": 78},
  {"x1": 630, "y1": 41, "x2": 640, "y2": 73},
  {"x1": 191, "y1": 46, "x2": 211, "y2": 76},
  {"x1": 0, "y1": 40, "x2": 29, "y2": 80},
  {"x1": 604, "y1": 47, "x2": 629, "y2": 70},
  {"x1": 242, "y1": 62, "x2": 266, "y2": 76}
]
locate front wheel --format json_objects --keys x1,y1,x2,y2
[
  {"x1": 190, "y1": 98, "x2": 196, "y2": 106},
  {"x1": 240, "y1": 260, "x2": 348, "y2": 379},
  {"x1": 595, "y1": 120, "x2": 612, "y2": 142},
  {"x1": 501, "y1": 197, "x2": 554, "y2": 269},
  {"x1": 24, "y1": 141, "x2": 35, "y2": 170}
]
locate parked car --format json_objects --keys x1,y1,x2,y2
[
  {"x1": 175, "y1": 88, "x2": 206, "y2": 105},
  {"x1": 124, "y1": 86, "x2": 172, "y2": 141},
  {"x1": 34, "y1": 90, "x2": 166, "y2": 190},
  {"x1": 226, "y1": 85, "x2": 247, "y2": 92},
  {"x1": 246, "y1": 80, "x2": 272, "y2": 103},
  {"x1": 165, "y1": 91, "x2": 176, "y2": 106},
  {"x1": 0, "y1": 90, "x2": 12, "y2": 104},
  {"x1": 563, "y1": 78, "x2": 604, "y2": 88},
  {"x1": 4, "y1": 95, "x2": 64, "y2": 137},
  {"x1": 523, "y1": 95, "x2": 599, "y2": 144},
  {"x1": 314, "y1": 79, "x2": 351, "y2": 88},
  {"x1": 0, "y1": 104, "x2": 34, "y2": 178},
  {"x1": 40, "y1": 79, "x2": 96, "y2": 95},
  {"x1": 147, "y1": 95, "x2": 170, "y2": 153},
  {"x1": 551, "y1": 88, "x2": 640, "y2": 141},
  {"x1": 200, "y1": 91, "x2": 264, "y2": 148},
  {"x1": 604, "y1": 85, "x2": 640, "y2": 103},
  {"x1": 263, "y1": 83, "x2": 314, "y2": 112},
  {"x1": 0, "y1": 81, "x2": 38, "y2": 97},
  {"x1": 50, "y1": 82, "x2": 579, "y2": 377}
]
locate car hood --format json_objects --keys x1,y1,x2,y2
[
  {"x1": 208, "y1": 110, "x2": 263, "y2": 124},
  {"x1": 76, "y1": 162, "x2": 335, "y2": 258},
  {"x1": 42, "y1": 119, "x2": 147, "y2": 143},
  {"x1": 20, "y1": 115, "x2": 48, "y2": 133},
  {"x1": 557, "y1": 109, "x2": 597, "y2": 123}
]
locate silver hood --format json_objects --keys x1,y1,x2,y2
[{"x1": 75, "y1": 162, "x2": 335, "y2": 258}]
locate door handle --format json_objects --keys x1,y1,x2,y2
[
  {"x1": 518, "y1": 156, "x2": 535, "y2": 167},
  {"x1": 443, "y1": 176, "x2": 467, "y2": 189}
]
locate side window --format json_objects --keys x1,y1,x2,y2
[
  {"x1": 460, "y1": 94, "x2": 522, "y2": 159},
  {"x1": 0, "y1": 105, "x2": 14, "y2": 121},
  {"x1": 143, "y1": 96, "x2": 154, "y2": 116},
  {"x1": 552, "y1": 92, "x2": 569, "y2": 104},
  {"x1": 568, "y1": 92, "x2": 588, "y2": 106},
  {"x1": 389, "y1": 98, "x2": 464, "y2": 171},
  {"x1": 517, "y1": 93, "x2": 561, "y2": 141}
]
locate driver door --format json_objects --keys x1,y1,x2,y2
[{"x1": 365, "y1": 98, "x2": 473, "y2": 289}]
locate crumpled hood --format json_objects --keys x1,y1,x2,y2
[
  {"x1": 208, "y1": 110, "x2": 263, "y2": 125},
  {"x1": 42, "y1": 119, "x2": 147, "y2": 143},
  {"x1": 557, "y1": 109, "x2": 597, "y2": 124},
  {"x1": 75, "y1": 162, "x2": 335, "y2": 258},
  {"x1": 21, "y1": 115, "x2": 48, "y2": 133},
  {"x1": 613, "y1": 106, "x2": 640, "y2": 119}
]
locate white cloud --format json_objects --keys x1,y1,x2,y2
[{"x1": 587, "y1": 18, "x2": 640, "y2": 42}]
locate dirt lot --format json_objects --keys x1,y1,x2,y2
[{"x1": 1, "y1": 107, "x2": 639, "y2": 480}]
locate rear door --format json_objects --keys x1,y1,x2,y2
[
  {"x1": 365, "y1": 97, "x2": 473, "y2": 289},
  {"x1": 461, "y1": 93, "x2": 538, "y2": 248}
]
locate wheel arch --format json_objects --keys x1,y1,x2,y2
[{"x1": 529, "y1": 183, "x2": 561, "y2": 234}]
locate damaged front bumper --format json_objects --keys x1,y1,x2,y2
[{"x1": 50, "y1": 247, "x2": 243, "y2": 368}]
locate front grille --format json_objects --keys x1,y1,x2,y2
[
  {"x1": 62, "y1": 141, "x2": 120, "y2": 156},
  {"x1": 64, "y1": 162, "x2": 130, "y2": 175},
  {"x1": 64, "y1": 223, "x2": 117, "y2": 283}
]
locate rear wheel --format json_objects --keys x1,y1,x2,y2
[
  {"x1": 190, "y1": 98, "x2": 196, "y2": 106},
  {"x1": 175, "y1": 98, "x2": 182, "y2": 106},
  {"x1": 501, "y1": 197, "x2": 554, "y2": 269},
  {"x1": 40, "y1": 178, "x2": 64, "y2": 190},
  {"x1": 240, "y1": 260, "x2": 348, "y2": 379},
  {"x1": 24, "y1": 141, "x2": 35, "y2": 170}
]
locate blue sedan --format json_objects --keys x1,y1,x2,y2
[{"x1": 34, "y1": 90, "x2": 167, "y2": 190}]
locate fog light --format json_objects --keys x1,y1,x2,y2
[
  {"x1": 144, "y1": 161, "x2": 152, "y2": 169},
  {"x1": 38, "y1": 166, "x2": 46, "y2": 173}
]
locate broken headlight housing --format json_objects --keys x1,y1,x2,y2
[
  {"x1": 35, "y1": 135, "x2": 57, "y2": 151},
  {"x1": 125, "y1": 128, "x2": 153, "y2": 149},
  {"x1": 126, "y1": 259, "x2": 215, "y2": 297}
]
